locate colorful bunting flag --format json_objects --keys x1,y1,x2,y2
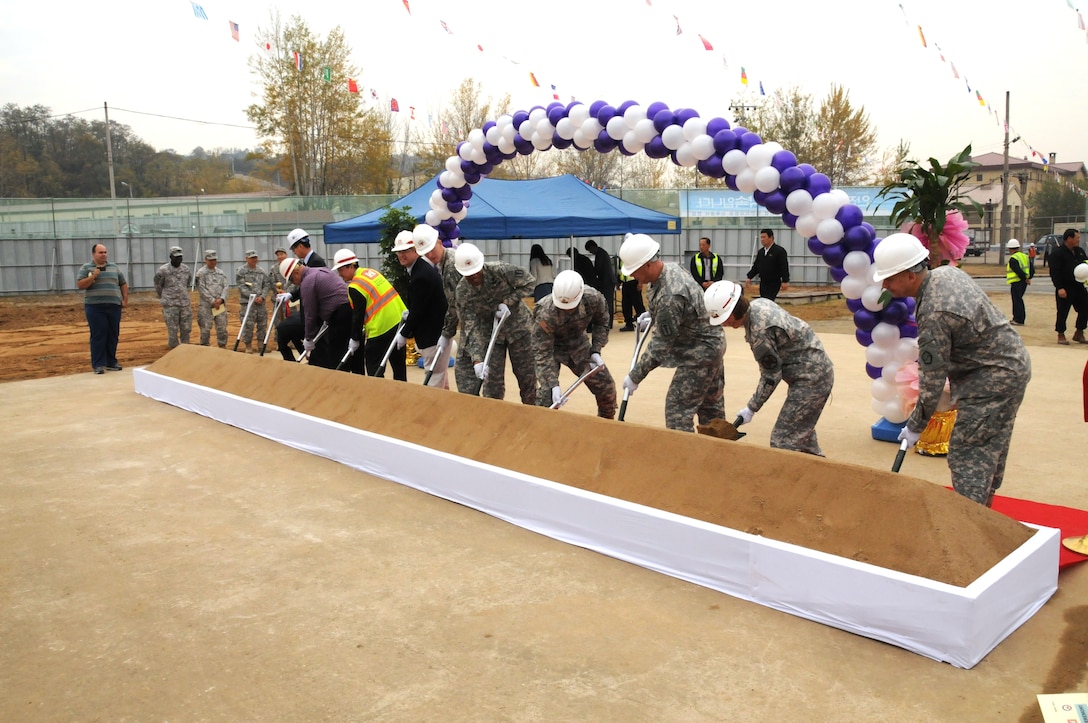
[
  {"x1": 322, "y1": 66, "x2": 332, "y2": 82},
  {"x1": 917, "y1": 25, "x2": 926, "y2": 47},
  {"x1": 264, "y1": 41, "x2": 272, "y2": 53},
  {"x1": 440, "y1": 20, "x2": 452, "y2": 34},
  {"x1": 229, "y1": 21, "x2": 239, "y2": 42},
  {"x1": 410, "y1": 106, "x2": 416, "y2": 120},
  {"x1": 402, "y1": 0, "x2": 411, "y2": 14},
  {"x1": 348, "y1": 79, "x2": 359, "y2": 94},
  {"x1": 673, "y1": 15, "x2": 682, "y2": 35},
  {"x1": 740, "y1": 67, "x2": 748, "y2": 86},
  {"x1": 759, "y1": 81, "x2": 765, "y2": 96},
  {"x1": 698, "y1": 34, "x2": 713, "y2": 51},
  {"x1": 976, "y1": 90, "x2": 985, "y2": 106},
  {"x1": 950, "y1": 62, "x2": 959, "y2": 79},
  {"x1": 371, "y1": 89, "x2": 378, "y2": 99},
  {"x1": 391, "y1": 98, "x2": 400, "y2": 112},
  {"x1": 551, "y1": 84, "x2": 559, "y2": 100},
  {"x1": 1079, "y1": 11, "x2": 1085, "y2": 30},
  {"x1": 476, "y1": 44, "x2": 483, "y2": 52},
  {"x1": 442, "y1": 120, "x2": 449, "y2": 135},
  {"x1": 294, "y1": 52, "x2": 303, "y2": 71},
  {"x1": 529, "y1": 72, "x2": 540, "y2": 87},
  {"x1": 191, "y1": 2, "x2": 208, "y2": 20}
]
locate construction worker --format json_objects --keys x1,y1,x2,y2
[
  {"x1": 618, "y1": 233, "x2": 726, "y2": 432},
  {"x1": 690, "y1": 236, "x2": 723, "y2": 290},
  {"x1": 873, "y1": 232, "x2": 1031, "y2": 507},
  {"x1": 704, "y1": 280, "x2": 833, "y2": 455},
  {"x1": 153, "y1": 245, "x2": 192, "y2": 348},
  {"x1": 276, "y1": 228, "x2": 326, "y2": 361},
  {"x1": 424, "y1": 231, "x2": 469, "y2": 392},
  {"x1": 393, "y1": 228, "x2": 448, "y2": 387},
  {"x1": 235, "y1": 250, "x2": 270, "y2": 353},
  {"x1": 278, "y1": 255, "x2": 351, "y2": 370},
  {"x1": 195, "y1": 249, "x2": 228, "y2": 348},
  {"x1": 453, "y1": 242, "x2": 537, "y2": 403},
  {"x1": 533, "y1": 270, "x2": 617, "y2": 418},
  {"x1": 1005, "y1": 239, "x2": 1031, "y2": 326},
  {"x1": 331, "y1": 249, "x2": 408, "y2": 379}
]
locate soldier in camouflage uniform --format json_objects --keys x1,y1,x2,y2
[
  {"x1": 452, "y1": 243, "x2": 537, "y2": 404},
  {"x1": 619, "y1": 234, "x2": 726, "y2": 432},
  {"x1": 235, "y1": 249, "x2": 270, "y2": 352},
  {"x1": 875, "y1": 233, "x2": 1032, "y2": 507},
  {"x1": 268, "y1": 247, "x2": 294, "y2": 329},
  {"x1": 424, "y1": 234, "x2": 466, "y2": 392},
  {"x1": 195, "y1": 249, "x2": 229, "y2": 348},
  {"x1": 153, "y1": 245, "x2": 192, "y2": 348},
  {"x1": 532, "y1": 270, "x2": 617, "y2": 417},
  {"x1": 706, "y1": 282, "x2": 833, "y2": 455}
]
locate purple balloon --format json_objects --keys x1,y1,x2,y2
[
  {"x1": 846, "y1": 297, "x2": 864, "y2": 313},
  {"x1": 899, "y1": 321, "x2": 919, "y2": 338},
  {"x1": 808, "y1": 173, "x2": 832, "y2": 196},
  {"x1": 477, "y1": 161, "x2": 494, "y2": 176},
  {"x1": 674, "y1": 107, "x2": 700, "y2": 125},
  {"x1": 594, "y1": 131, "x2": 617, "y2": 153},
  {"x1": 652, "y1": 109, "x2": 677, "y2": 133},
  {"x1": 739, "y1": 132, "x2": 763, "y2": 152},
  {"x1": 438, "y1": 218, "x2": 457, "y2": 233},
  {"x1": 596, "y1": 105, "x2": 617, "y2": 125},
  {"x1": 724, "y1": 173, "x2": 738, "y2": 190},
  {"x1": 842, "y1": 224, "x2": 873, "y2": 252},
  {"x1": 645, "y1": 136, "x2": 669, "y2": 159},
  {"x1": 853, "y1": 308, "x2": 880, "y2": 331},
  {"x1": 445, "y1": 200, "x2": 463, "y2": 213},
  {"x1": 836, "y1": 203, "x2": 864, "y2": 229},
  {"x1": 763, "y1": 190, "x2": 787, "y2": 215},
  {"x1": 441, "y1": 187, "x2": 459, "y2": 203},
  {"x1": 565, "y1": 100, "x2": 584, "y2": 114},
  {"x1": 589, "y1": 100, "x2": 607, "y2": 117},
  {"x1": 798, "y1": 163, "x2": 817, "y2": 177},
  {"x1": 752, "y1": 189, "x2": 770, "y2": 206},
  {"x1": 829, "y1": 265, "x2": 848, "y2": 282},
  {"x1": 697, "y1": 155, "x2": 725, "y2": 178},
  {"x1": 779, "y1": 166, "x2": 807, "y2": 194},
  {"x1": 460, "y1": 159, "x2": 475, "y2": 174},
  {"x1": 856, "y1": 329, "x2": 873, "y2": 346},
  {"x1": 455, "y1": 141, "x2": 469, "y2": 158},
  {"x1": 668, "y1": 150, "x2": 682, "y2": 167},
  {"x1": 482, "y1": 120, "x2": 496, "y2": 133},
  {"x1": 706, "y1": 117, "x2": 731, "y2": 135},
  {"x1": 501, "y1": 149, "x2": 518, "y2": 161},
  {"x1": 547, "y1": 105, "x2": 567, "y2": 126},
  {"x1": 483, "y1": 142, "x2": 501, "y2": 162},
  {"x1": 512, "y1": 110, "x2": 530, "y2": 127},
  {"x1": 904, "y1": 296, "x2": 916, "y2": 313},
  {"x1": 732, "y1": 126, "x2": 749, "y2": 137},
  {"x1": 771, "y1": 150, "x2": 798, "y2": 172},
  {"x1": 864, "y1": 362, "x2": 882, "y2": 380},
  {"x1": 455, "y1": 185, "x2": 473, "y2": 200},
  {"x1": 645, "y1": 101, "x2": 669, "y2": 118},
  {"x1": 617, "y1": 100, "x2": 638, "y2": 114},
  {"x1": 782, "y1": 211, "x2": 799, "y2": 229},
  {"x1": 512, "y1": 134, "x2": 533, "y2": 155},
  {"x1": 546, "y1": 101, "x2": 564, "y2": 112},
  {"x1": 861, "y1": 222, "x2": 876, "y2": 238},
  {"x1": 447, "y1": 226, "x2": 460, "y2": 240},
  {"x1": 882, "y1": 300, "x2": 909, "y2": 326},
  {"x1": 617, "y1": 144, "x2": 636, "y2": 156},
  {"x1": 713, "y1": 129, "x2": 738, "y2": 155},
  {"x1": 821, "y1": 243, "x2": 847, "y2": 269},
  {"x1": 807, "y1": 236, "x2": 828, "y2": 255},
  {"x1": 552, "y1": 135, "x2": 573, "y2": 150}
]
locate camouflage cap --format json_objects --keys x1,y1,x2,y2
[
  {"x1": 274, "y1": 247, "x2": 287, "y2": 255},
  {"x1": 204, "y1": 249, "x2": 218, "y2": 260},
  {"x1": 168, "y1": 246, "x2": 183, "y2": 257},
  {"x1": 244, "y1": 249, "x2": 258, "y2": 258}
]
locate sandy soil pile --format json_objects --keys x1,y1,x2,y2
[{"x1": 147, "y1": 345, "x2": 1034, "y2": 587}]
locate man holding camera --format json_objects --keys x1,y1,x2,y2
[{"x1": 76, "y1": 243, "x2": 128, "y2": 374}]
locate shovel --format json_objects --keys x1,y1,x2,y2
[
  {"x1": 891, "y1": 438, "x2": 909, "y2": 473},
  {"x1": 475, "y1": 306, "x2": 510, "y2": 396},
  {"x1": 260, "y1": 295, "x2": 286, "y2": 357},
  {"x1": 618, "y1": 318, "x2": 653, "y2": 422},
  {"x1": 422, "y1": 338, "x2": 451, "y2": 386},
  {"x1": 374, "y1": 322, "x2": 406, "y2": 378},
  {"x1": 232, "y1": 290, "x2": 257, "y2": 351},
  {"x1": 549, "y1": 363, "x2": 605, "y2": 409},
  {"x1": 730, "y1": 416, "x2": 747, "y2": 440},
  {"x1": 297, "y1": 321, "x2": 329, "y2": 364}
]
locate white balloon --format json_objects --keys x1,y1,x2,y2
[
  {"x1": 735, "y1": 167, "x2": 758, "y2": 193},
  {"x1": 441, "y1": 171, "x2": 465, "y2": 189},
  {"x1": 831, "y1": 188, "x2": 851, "y2": 206},
  {"x1": 861, "y1": 284, "x2": 886, "y2": 312},
  {"x1": 634, "y1": 118, "x2": 658, "y2": 143},
  {"x1": 528, "y1": 107, "x2": 547, "y2": 124},
  {"x1": 880, "y1": 360, "x2": 901, "y2": 383},
  {"x1": 468, "y1": 128, "x2": 485, "y2": 148},
  {"x1": 496, "y1": 136, "x2": 515, "y2": 154},
  {"x1": 785, "y1": 189, "x2": 813, "y2": 216},
  {"x1": 842, "y1": 250, "x2": 873, "y2": 278},
  {"x1": 429, "y1": 189, "x2": 445, "y2": 208},
  {"x1": 661, "y1": 125, "x2": 685, "y2": 150},
  {"x1": 470, "y1": 147, "x2": 487, "y2": 165},
  {"x1": 763, "y1": 141, "x2": 784, "y2": 155},
  {"x1": 453, "y1": 207, "x2": 469, "y2": 221},
  {"x1": 572, "y1": 129, "x2": 593, "y2": 150},
  {"x1": 795, "y1": 213, "x2": 819, "y2": 239},
  {"x1": 501, "y1": 123, "x2": 517, "y2": 142},
  {"x1": 518, "y1": 120, "x2": 534, "y2": 139},
  {"x1": 871, "y1": 321, "x2": 901, "y2": 349},
  {"x1": 754, "y1": 166, "x2": 781, "y2": 193},
  {"x1": 623, "y1": 104, "x2": 647, "y2": 126},
  {"x1": 722, "y1": 149, "x2": 748, "y2": 175},
  {"x1": 870, "y1": 377, "x2": 897, "y2": 402},
  {"x1": 690, "y1": 134, "x2": 716, "y2": 161},
  {"x1": 893, "y1": 338, "x2": 919, "y2": 364},
  {"x1": 816, "y1": 218, "x2": 844, "y2": 245},
  {"x1": 840, "y1": 276, "x2": 868, "y2": 300},
  {"x1": 871, "y1": 397, "x2": 888, "y2": 417},
  {"x1": 811, "y1": 192, "x2": 843, "y2": 220},
  {"x1": 531, "y1": 132, "x2": 553, "y2": 151},
  {"x1": 567, "y1": 104, "x2": 590, "y2": 126},
  {"x1": 535, "y1": 118, "x2": 555, "y2": 138},
  {"x1": 425, "y1": 209, "x2": 441, "y2": 226},
  {"x1": 682, "y1": 116, "x2": 708, "y2": 141},
  {"x1": 675, "y1": 143, "x2": 697, "y2": 167},
  {"x1": 485, "y1": 125, "x2": 502, "y2": 146},
  {"x1": 1075, "y1": 263, "x2": 1088, "y2": 282},
  {"x1": 555, "y1": 118, "x2": 575, "y2": 140},
  {"x1": 865, "y1": 344, "x2": 891, "y2": 369},
  {"x1": 458, "y1": 144, "x2": 474, "y2": 161},
  {"x1": 606, "y1": 115, "x2": 628, "y2": 141},
  {"x1": 495, "y1": 114, "x2": 513, "y2": 130},
  {"x1": 581, "y1": 118, "x2": 603, "y2": 138},
  {"x1": 882, "y1": 398, "x2": 909, "y2": 424},
  {"x1": 622, "y1": 131, "x2": 645, "y2": 154},
  {"x1": 746, "y1": 143, "x2": 774, "y2": 170},
  {"x1": 445, "y1": 156, "x2": 462, "y2": 174}
]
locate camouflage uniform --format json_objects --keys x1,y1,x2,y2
[
  {"x1": 532, "y1": 286, "x2": 617, "y2": 418},
  {"x1": 455, "y1": 261, "x2": 537, "y2": 403},
  {"x1": 631, "y1": 263, "x2": 725, "y2": 432},
  {"x1": 742, "y1": 298, "x2": 833, "y2": 455},
  {"x1": 905, "y1": 266, "x2": 1032, "y2": 505},
  {"x1": 236, "y1": 260, "x2": 271, "y2": 347},
  {"x1": 435, "y1": 250, "x2": 466, "y2": 392},
  {"x1": 153, "y1": 258, "x2": 192, "y2": 348},
  {"x1": 195, "y1": 262, "x2": 229, "y2": 347}
]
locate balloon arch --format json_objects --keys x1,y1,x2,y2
[{"x1": 424, "y1": 99, "x2": 918, "y2": 425}]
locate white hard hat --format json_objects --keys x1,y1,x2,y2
[
  {"x1": 279, "y1": 257, "x2": 301, "y2": 281},
  {"x1": 871, "y1": 233, "x2": 929, "y2": 282},
  {"x1": 412, "y1": 224, "x2": 439, "y2": 255},
  {"x1": 619, "y1": 233, "x2": 660, "y2": 275},
  {"x1": 704, "y1": 280, "x2": 743, "y2": 325},
  {"x1": 1075, "y1": 262, "x2": 1088, "y2": 283},
  {"x1": 1006, "y1": 238, "x2": 1021, "y2": 249},
  {"x1": 455, "y1": 242, "x2": 484, "y2": 276},
  {"x1": 551, "y1": 269, "x2": 585, "y2": 309},
  {"x1": 286, "y1": 228, "x2": 309, "y2": 247},
  {"x1": 331, "y1": 249, "x2": 359, "y2": 271},
  {"x1": 391, "y1": 230, "x2": 415, "y2": 252}
]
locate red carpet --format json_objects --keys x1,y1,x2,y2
[{"x1": 989, "y1": 494, "x2": 1088, "y2": 570}]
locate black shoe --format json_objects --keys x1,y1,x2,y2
[
  {"x1": 620, "y1": 325, "x2": 634, "y2": 332},
  {"x1": 94, "y1": 367, "x2": 105, "y2": 374},
  {"x1": 106, "y1": 364, "x2": 123, "y2": 371}
]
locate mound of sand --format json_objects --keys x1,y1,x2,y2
[{"x1": 146, "y1": 346, "x2": 1033, "y2": 587}]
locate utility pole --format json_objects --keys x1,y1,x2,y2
[
  {"x1": 999, "y1": 91, "x2": 1011, "y2": 265},
  {"x1": 104, "y1": 102, "x2": 120, "y2": 234},
  {"x1": 728, "y1": 99, "x2": 759, "y2": 128}
]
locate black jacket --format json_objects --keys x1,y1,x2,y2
[
  {"x1": 746, "y1": 244, "x2": 790, "y2": 285},
  {"x1": 401, "y1": 258, "x2": 447, "y2": 348},
  {"x1": 1048, "y1": 244, "x2": 1088, "y2": 294}
]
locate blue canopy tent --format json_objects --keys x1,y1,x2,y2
[{"x1": 323, "y1": 174, "x2": 680, "y2": 244}]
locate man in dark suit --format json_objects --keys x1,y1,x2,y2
[
  {"x1": 393, "y1": 227, "x2": 449, "y2": 386},
  {"x1": 745, "y1": 228, "x2": 790, "y2": 301},
  {"x1": 690, "y1": 236, "x2": 724, "y2": 289},
  {"x1": 566, "y1": 246, "x2": 598, "y2": 290},
  {"x1": 275, "y1": 228, "x2": 327, "y2": 360},
  {"x1": 585, "y1": 239, "x2": 616, "y2": 328}
]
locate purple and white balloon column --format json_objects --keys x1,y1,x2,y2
[{"x1": 428, "y1": 99, "x2": 917, "y2": 423}]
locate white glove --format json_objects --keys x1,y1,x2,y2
[
  {"x1": 474, "y1": 362, "x2": 488, "y2": 380},
  {"x1": 401, "y1": 309, "x2": 410, "y2": 322},
  {"x1": 736, "y1": 407, "x2": 755, "y2": 425},
  {"x1": 394, "y1": 332, "x2": 407, "y2": 349},
  {"x1": 276, "y1": 292, "x2": 292, "y2": 304},
  {"x1": 347, "y1": 339, "x2": 360, "y2": 353},
  {"x1": 622, "y1": 375, "x2": 638, "y2": 395},
  {"x1": 496, "y1": 303, "x2": 510, "y2": 321},
  {"x1": 437, "y1": 335, "x2": 450, "y2": 354},
  {"x1": 303, "y1": 339, "x2": 316, "y2": 352},
  {"x1": 636, "y1": 311, "x2": 652, "y2": 333},
  {"x1": 898, "y1": 427, "x2": 921, "y2": 447},
  {"x1": 551, "y1": 385, "x2": 564, "y2": 407},
  {"x1": 589, "y1": 353, "x2": 604, "y2": 369}
]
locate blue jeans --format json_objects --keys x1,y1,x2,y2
[{"x1": 85, "y1": 303, "x2": 121, "y2": 369}]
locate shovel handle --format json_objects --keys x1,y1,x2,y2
[{"x1": 891, "y1": 439, "x2": 909, "y2": 473}]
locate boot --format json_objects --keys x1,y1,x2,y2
[
  {"x1": 1058, "y1": 333, "x2": 1070, "y2": 345},
  {"x1": 1074, "y1": 330, "x2": 1087, "y2": 344}
]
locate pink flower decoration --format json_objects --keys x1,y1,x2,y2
[{"x1": 900, "y1": 210, "x2": 971, "y2": 265}]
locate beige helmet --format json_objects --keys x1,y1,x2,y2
[
  {"x1": 552, "y1": 269, "x2": 585, "y2": 309},
  {"x1": 619, "y1": 233, "x2": 660, "y2": 275},
  {"x1": 704, "y1": 280, "x2": 743, "y2": 325},
  {"x1": 279, "y1": 257, "x2": 301, "y2": 281},
  {"x1": 331, "y1": 249, "x2": 359, "y2": 271},
  {"x1": 391, "y1": 230, "x2": 415, "y2": 252},
  {"x1": 412, "y1": 224, "x2": 439, "y2": 255},
  {"x1": 455, "y1": 243, "x2": 485, "y2": 276},
  {"x1": 871, "y1": 233, "x2": 929, "y2": 282}
]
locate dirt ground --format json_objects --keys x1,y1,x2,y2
[{"x1": 0, "y1": 261, "x2": 1064, "y2": 384}]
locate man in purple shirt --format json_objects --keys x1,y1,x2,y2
[{"x1": 277, "y1": 258, "x2": 351, "y2": 369}]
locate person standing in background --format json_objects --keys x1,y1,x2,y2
[
  {"x1": 745, "y1": 228, "x2": 790, "y2": 301},
  {"x1": 153, "y1": 245, "x2": 192, "y2": 348},
  {"x1": 1048, "y1": 228, "x2": 1088, "y2": 345},
  {"x1": 529, "y1": 244, "x2": 556, "y2": 302},
  {"x1": 236, "y1": 250, "x2": 270, "y2": 353},
  {"x1": 1004, "y1": 239, "x2": 1031, "y2": 326},
  {"x1": 690, "y1": 236, "x2": 724, "y2": 289},
  {"x1": 585, "y1": 239, "x2": 617, "y2": 328},
  {"x1": 195, "y1": 250, "x2": 229, "y2": 348},
  {"x1": 76, "y1": 243, "x2": 128, "y2": 374}
]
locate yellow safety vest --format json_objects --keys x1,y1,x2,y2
[
  {"x1": 348, "y1": 268, "x2": 407, "y2": 337},
  {"x1": 1006, "y1": 252, "x2": 1029, "y2": 284},
  {"x1": 694, "y1": 254, "x2": 720, "y2": 280}
]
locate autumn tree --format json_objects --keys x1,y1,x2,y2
[
  {"x1": 809, "y1": 85, "x2": 877, "y2": 186},
  {"x1": 416, "y1": 78, "x2": 512, "y2": 182},
  {"x1": 871, "y1": 140, "x2": 912, "y2": 187},
  {"x1": 744, "y1": 86, "x2": 817, "y2": 163},
  {"x1": 1027, "y1": 179, "x2": 1088, "y2": 238}
]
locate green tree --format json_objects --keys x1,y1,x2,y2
[
  {"x1": 809, "y1": 85, "x2": 877, "y2": 186},
  {"x1": 419, "y1": 78, "x2": 511, "y2": 181},
  {"x1": 376, "y1": 205, "x2": 417, "y2": 296},
  {"x1": 744, "y1": 85, "x2": 817, "y2": 163},
  {"x1": 1026, "y1": 179, "x2": 1088, "y2": 238}
]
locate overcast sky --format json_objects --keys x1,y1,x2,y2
[{"x1": 3, "y1": 0, "x2": 1086, "y2": 172}]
